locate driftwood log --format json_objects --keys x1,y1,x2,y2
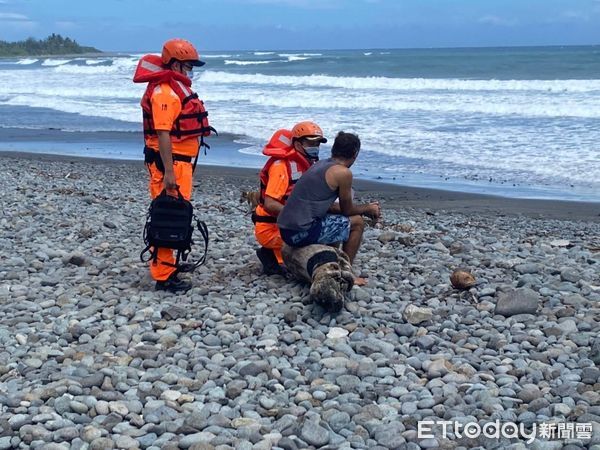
[{"x1": 282, "y1": 244, "x2": 354, "y2": 312}]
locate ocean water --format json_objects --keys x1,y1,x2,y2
[{"x1": 0, "y1": 47, "x2": 599, "y2": 201}]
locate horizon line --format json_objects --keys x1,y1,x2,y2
[{"x1": 110, "y1": 43, "x2": 600, "y2": 54}]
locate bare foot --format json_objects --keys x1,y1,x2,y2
[{"x1": 353, "y1": 276, "x2": 368, "y2": 286}]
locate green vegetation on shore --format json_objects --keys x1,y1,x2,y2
[{"x1": 0, "y1": 34, "x2": 101, "y2": 57}]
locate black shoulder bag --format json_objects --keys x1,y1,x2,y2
[{"x1": 140, "y1": 189, "x2": 209, "y2": 270}]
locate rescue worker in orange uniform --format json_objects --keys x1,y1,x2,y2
[
  {"x1": 254, "y1": 121, "x2": 327, "y2": 274},
  {"x1": 133, "y1": 38, "x2": 214, "y2": 293}
]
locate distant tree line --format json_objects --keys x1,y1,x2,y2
[{"x1": 0, "y1": 34, "x2": 101, "y2": 56}]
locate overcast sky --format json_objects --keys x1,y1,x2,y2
[{"x1": 1, "y1": 0, "x2": 599, "y2": 51}]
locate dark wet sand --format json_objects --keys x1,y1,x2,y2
[{"x1": 3, "y1": 151, "x2": 599, "y2": 223}]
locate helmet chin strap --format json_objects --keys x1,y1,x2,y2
[{"x1": 173, "y1": 61, "x2": 189, "y2": 76}]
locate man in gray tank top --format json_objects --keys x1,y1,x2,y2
[{"x1": 277, "y1": 132, "x2": 381, "y2": 285}]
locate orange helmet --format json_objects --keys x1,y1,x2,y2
[
  {"x1": 292, "y1": 121, "x2": 327, "y2": 143},
  {"x1": 161, "y1": 38, "x2": 205, "y2": 67}
]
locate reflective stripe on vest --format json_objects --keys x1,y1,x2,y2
[
  {"x1": 289, "y1": 161, "x2": 302, "y2": 182},
  {"x1": 174, "y1": 80, "x2": 193, "y2": 98},
  {"x1": 278, "y1": 133, "x2": 292, "y2": 147},
  {"x1": 140, "y1": 59, "x2": 164, "y2": 73}
]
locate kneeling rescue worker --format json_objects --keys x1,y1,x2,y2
[
  {"x1": 253, "y1": 121, "x2": 327, "y2": 275},
  {"x1": 133, "y1": 38, "x2": 215, "y2": 293}
]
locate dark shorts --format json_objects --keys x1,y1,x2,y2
[{"x1": 280, "y1": 214, "x2": 351, "y2": 247}]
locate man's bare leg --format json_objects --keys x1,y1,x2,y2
[{"x1": 343, "y1": 215, "x2": 367, "y2": 285}]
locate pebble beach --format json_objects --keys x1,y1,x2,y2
[{"x1": 1, "y1": 152, "x2": 599, "y2": 450}]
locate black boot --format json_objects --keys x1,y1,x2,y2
[
  {"x1": 155, "y1": 273, "x2": 192, "y2": 293},
  {"x1": 256, "y1": 247, "x2": 286, "y2": 276}
]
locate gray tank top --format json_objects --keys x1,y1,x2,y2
[{"x1": 277, "y1": 158, "x2": 339, "y2": 231}]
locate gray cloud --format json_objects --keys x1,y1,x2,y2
[
  {"x1": 55, "y1": 20, "x2": 77, "y2": 27},
  {"x1": 477, "y1": 15, "x2": 518, "y2": 27},
  {"x1": 225, "y1": 0, "x2": 341, "y2": 8},
  {"x1": 561, "y1": 10, "x2": 590, "y2": 21},
  {"x1": 0, "y1": 12, "x2": 29, "y2": 21}
]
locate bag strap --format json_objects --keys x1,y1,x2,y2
[
  {"x1": 158, "y1": 187, "x2": 184, "y2": 200},
  {"x1": 163, "y1": 218, "x2": 208, "y2": 272},
  {"x1": 140, "y1": 244, "x2": 152, "y2": 263},
  {"x1": 193, "y1": 142, "x2": 201, "y2": 173},
  {"x1": 192, "y1": 218, "x2": 209, "y2": 269},
  {"x1": 140, "y1": 220, "x2": 154, "y2": 262},
  {"x1": 140, "y1": 245, "x2": 160, "y2": 264}
]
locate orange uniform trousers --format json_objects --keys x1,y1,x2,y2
[
  {"x1": 146, "y1": 160, "x2": 193, "y2": 281},
  {"x1": 254, "y1": 221, "x2": 284, "y2": 264}
]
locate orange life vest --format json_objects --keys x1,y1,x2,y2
[
  {"x1": 133, "y1": 54, "x2": 215, "y2": 143},
  {"x1": 253, "y1": 129, "x2": 312, "y2": 223}
]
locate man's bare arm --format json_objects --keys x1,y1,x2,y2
[{"x1": 329, "y1": 165, "x2": 381, "y2": 219}]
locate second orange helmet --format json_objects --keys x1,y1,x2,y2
[{"x1": 292, "y1": 121, "x2": 327, "y2": 143}]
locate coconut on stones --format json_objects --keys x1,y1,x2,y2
[{"x1": 450, "y1": 269, "x2": 476, "y2": 290}]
